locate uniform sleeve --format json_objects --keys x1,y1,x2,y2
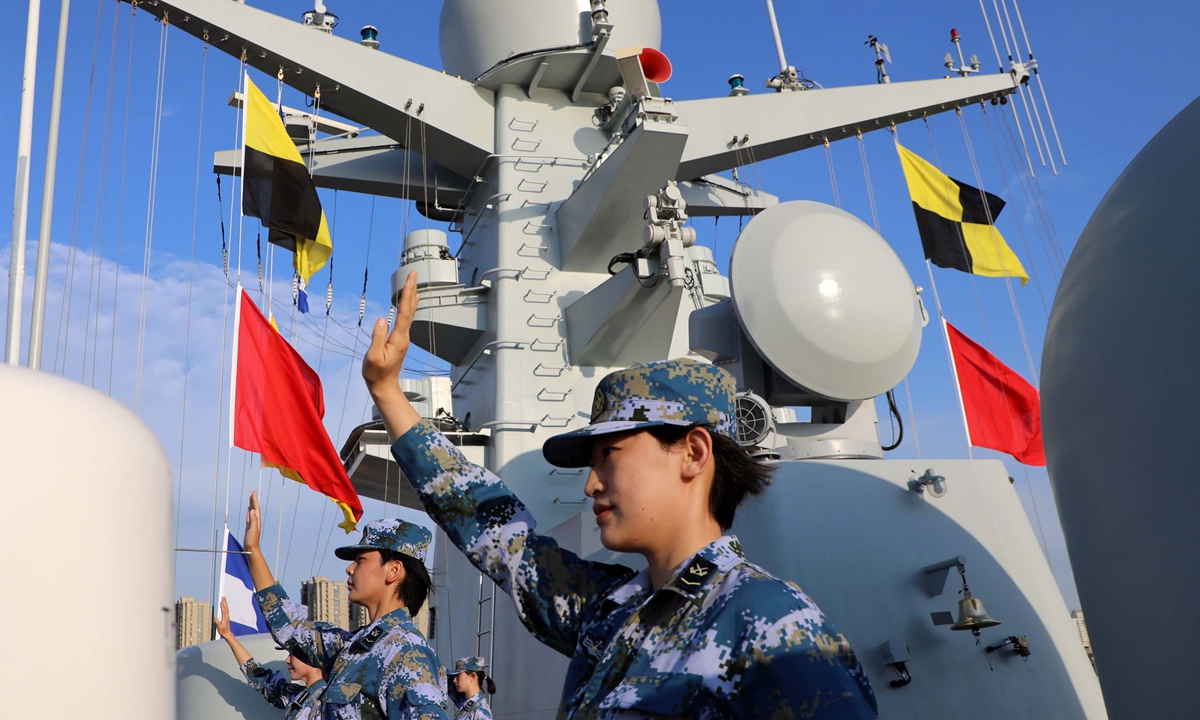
[
  {"x1": 379, "y1": 636, "x2": 450, "y2": 720},
  {"x1": 391, "y1": 420, "x2": 635, "y2": 656},
  {"x1": 734, "y1": 589, "x2": 879, "y2": 719},
  {"x1": 255, "y1": 583, "x2": 355, "y2": 675},
  {"x1": 239, "y1": 658, "x2": 300, "y2": 710}
]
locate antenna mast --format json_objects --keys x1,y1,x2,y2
[
  {"x1": 765, "y1": 0, "x2": 789, "y2": 74},
  {"x1": 764, "y1": 1, "x2": 810, "y2": 91},
  {"x1": 5, "y1": 0, "x2": 43, "y2": 365}
]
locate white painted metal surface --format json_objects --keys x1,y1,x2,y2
[
  {"x1": 0, "y1": 365, "x2": 174, "y2": 717},
  {"x1": 438, "y1": 0, "x2": 662, "y2": 81},
  {"x1": 1042, "y1": 95, "x2": 1200, "y2": 720}
]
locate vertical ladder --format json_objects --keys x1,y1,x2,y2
[{"x1": 476, "y1": 569, "x2": 497, "y2": 690}]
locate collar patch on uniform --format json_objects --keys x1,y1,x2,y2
[{"x1": 674, "y1": 556, "x2": 719, "y2": 593}]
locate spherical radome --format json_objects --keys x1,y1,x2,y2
[
  {"x1": 730, "y1": 201, "x2": 923, "y2": 402},
  {"x1": 439, "y1": 0, "x2": 663, "y2": 80},
  {"x1": 1041, "y1": 96, "x2": 1200, "y2": 720}
]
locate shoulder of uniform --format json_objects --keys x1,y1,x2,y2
[{"x1": 717, "y1": 562, "x2": 821, "y2": 619}]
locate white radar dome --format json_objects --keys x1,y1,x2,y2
[
  {"x1": 439, "y1": 0, "x2": 663, "y2": 80},
  {"x1": 730, "y1": 201, "x2": 923, "y2": 402},
  {"x1": 1041, "y1": 96, "x2": 1200, "y2": 719}
]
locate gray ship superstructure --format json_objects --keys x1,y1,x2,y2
[{"x1": 107, "y1": 1, "x2": 1105, "y2": 718}]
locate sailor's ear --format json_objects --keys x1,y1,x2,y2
[
  {"x1": 680, "y1": 426, "x2": 714, "y2": 481},
  {"x1": 387, "y1": 556, "x2": 407, "y2": 586}
]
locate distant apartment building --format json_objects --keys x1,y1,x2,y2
[
  {"x1": 347, "y1": 596, "x2": 429, "y2": 637},
  {"x1": 1071, "y1": 610, "x2": 1094, "y2": 665},
  {"x1": 350, "y1": 602, "x2": 371, "y2": 632},
  {"x1": 176, "y1": 596, "x2": 212, "y2": 650},
  {"x1": 302, "y1": 576, "x2": 432, "y2": 637},
  {"x1": 302, "y1": 576, "x2": 349, "y2": 629}
]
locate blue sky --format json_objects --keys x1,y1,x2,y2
[{"x1": 1, "y1": 0, "x2": 1197, "y2": 612}]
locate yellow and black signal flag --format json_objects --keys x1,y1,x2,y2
[
  {"x1": 896, "y1": 143, "x2": 1028, "y2": 284},
  {"x1": 242, "y1": 75, "x2": 331, "y2": 312}
]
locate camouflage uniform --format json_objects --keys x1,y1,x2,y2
[
  {"x1": 239, "y1": 657, "x2": 326, "y2": 720},
  {"x1": 447, "y1": 657, "x2": 493, "y2": 720},
  {"x1": 392, "y1": 359, "x2": 878, "y2": 718},
  {"x1": 256, "y1": 519, "x2": 448, "y2": 720}
]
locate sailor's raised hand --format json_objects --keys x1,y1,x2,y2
[
  {"x1": 363, "y1": 270, "x2": 419, "y2": 396},
  {"x1": 214, "y1": 597, "x2": 233, "y2": 639},
  {"x1": 244, "y1": 491, "x2": 263, "y2": 552}
]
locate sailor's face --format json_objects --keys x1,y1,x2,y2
[
  {"x1": 585, "y1": 430, "x2": 686, "y2": 553},
  {"x1": 345, "y1": 549, "x2": 393, "y2": 605},
  {"x1": 284, "y1": 653, "x2": 308, "y2": 681},
  {"x1": 452, "y1": 671, "x2": 478, "y2": 695}
]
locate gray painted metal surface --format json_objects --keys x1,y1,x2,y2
[
  {"x1": 1042, "y1": 95, "x2": 1200, "y2": 720},
  {"x1": 124, "y1": 0, "x2": 494, "y2": 178},
  {"x1": 177, "y1": 635, "x2": 292, "y2": 720}
]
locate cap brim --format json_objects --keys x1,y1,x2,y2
[
  {"x1": 334, "y1": 543, "x2": 380, "y2": 561},
  {"x1": 542, "y1": 419, "x2": 690, "y2": 468}
]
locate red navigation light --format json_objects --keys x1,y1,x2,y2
[{"x1": 950, "y1": 28, "x2": 961, "y2": 42}]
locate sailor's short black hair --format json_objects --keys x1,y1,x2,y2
[
  {"x1": 378, "y1": 549, "x2": 432, "y2": 615},
  {"x1": 645, "y1": 424, "x2": 773, "y2": 531}
]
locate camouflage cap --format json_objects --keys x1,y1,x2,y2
[
  {"x1": 448, "y1": 656, "x2": 487, "y2": 676},
  {"x1": 334, "y1": 518, "x2": 433, "y2": 563},
  {"x1": 542, "y1": 358, "x2": 738, "y2": 468}
]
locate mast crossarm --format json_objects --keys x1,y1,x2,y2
[
  {"x1": 213, "y1": 136, "x2": 471, "y2": 210},
  {"x1": 121, "y1": 0, "x2": 495, "y2": 178},
  {"x1": 678, "y1": 175, "x2": 778, "y2": 217},
  {"x1": 674, "y1": 72, "x2": 1023, "y2": 179}
]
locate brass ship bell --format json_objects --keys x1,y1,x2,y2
[{"x1": 951, "y1": 568, "x2": 1001, "y2": 636}]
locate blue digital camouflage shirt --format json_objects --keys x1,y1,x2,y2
[
  {"x1": 256, "y1": 584, "x2": 449, "y2": 720},
  {"x1": 240, "y1": 657, "x2": 326, "y2": 720},
  {"x1": 393, "y1": 419, "x2": 878, "y2": 719},
  {"x1": 452, "y1": 691, "x2": 493, "y2": 720}
]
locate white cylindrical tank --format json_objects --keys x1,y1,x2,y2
[
  {"x1": 0, "y1": 365, "x2": 174, "y2": 718},
  {"x1": 439, "y1": 0, "x2": 663, "y2": 80},
  {"x1": 1041, "y1": 96, "x2": 1200, "y2": 719}
]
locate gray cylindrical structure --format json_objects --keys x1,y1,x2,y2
[
  {"x1": 1042, "y1": 96, "x2": 1200, "y2": 719},
  {"x1": 439, "y1": 0, "x2": 662, "y2": 80}
]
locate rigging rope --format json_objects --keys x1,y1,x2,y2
[
  {"x1": 134, "y1": 14, "x2": 170, "y2": 411},
  {"x1": 856, "y1": 130, "x2": 921, "y2": 456},
  {"x1": 174, "y1": 39, "x2": 208, "y2": 572},
  {"x1": 208, "y1": 58, "x2": 247, "y2": 614},
  {"x1": 823, "y1": 138, "x2": 841, "y2": 209},
  {"x1": 957, "y1": 111, "x2": 1039, "y2": 387},
  {"x1": 922, "y1": 117, "x2": 1053, "y2": 558},
  {"x1": 53, "y1": 0, "x2": 106, "y2": 377},
  {"x1": 84, "y1": 4, "x2": 122, "y2": 385},
  {"x1": 997, "y1": 0, "x2": 1055, "y2": 174},
  {"x1": 977, "y1": 107, "x2": 1052, "y2": 316},
  {"x1": 104, "y1": 4, "x2": 138, "y2": 394},
  {"x1": 987, "y1": 109, "x2": 1063, "y2": 279}
]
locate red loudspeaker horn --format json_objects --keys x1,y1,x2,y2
[{"x1": 639, "y1": 47, "x2": 673, "y2": 83}]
